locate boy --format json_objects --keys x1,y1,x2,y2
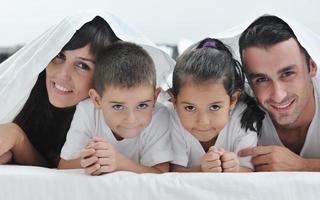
[{"x1": 58, "y1": 42, "x2": 173, "y2": 175}]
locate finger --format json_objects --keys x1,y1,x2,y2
[
  {"x1": 80, "y1": 156, "x2": 98, "y2": 168},
  {"x1": 206, "y1": 159, "x2": 222, "y2": 168},
  {"x1": 217, "y1": 148, "x2": 226, "y2": 155},
  {"x1": 255, "y1": 164, "x2": 275, "y2": 172},
  {"x1": 204, "y1": 152, "x2": 220, "y2": 161},
  {"x1": 91, "y1": 137, "x2": 107, "y2": 143},
  {"x1": 90, "y1": 142, "x2": 111, "y2": 150},
  {"x1": 97, "y1": 157, "x2": 114, "y2": 166},
  {"x1": 238, "y1": 146, "x2": 272, "y2": 157},
  {"x1": 0, "y1": 151, "x2": 13, "y2": 164},
  {"x1": 251, "y1": 154, "x2": 272, "y2": 166},
  {"x1": 220, "y1": 152, "x2": 237, "y2": 162},
  {"x1": 223, "y1": 166, "x2": 238, "y2": 172},
  {"x1": 99, "y1": 165, "x2": 116, "y2": 173},
  {"x1": 221, "y1": 159, "x2": 237, "y2": 169},
  {"x1": 84, "y1": 163, "x2": 101, "y2": 175},
  {"x1": 208, "y1": 146, "x2": 218, "y2": 152},
  {"x1": 208, "y1": 166, "x2": 222, "y2": 172},
  {"x1": 80, "y1": 148, "x2": 95, "y2": 159},
  {"x1": 94, "y1": 149, "x2": 113, "y2": 158}
]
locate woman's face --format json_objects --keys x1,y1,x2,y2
[{"x1": 46, "y1": 44, "x2": 96, "y2": 108}]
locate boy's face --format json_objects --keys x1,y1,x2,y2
[
  {"x1": 90, "y1": 85, "x2": 159, "y2": 139},
  {"x1": 171, "y1": 81, "x2": 239, "y2": 142},
  {"x1": 243, "y1": 38, "x2": 317, "y2": 127}
]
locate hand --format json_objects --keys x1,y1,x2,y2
[
  {"x1": 220, "y1": 151, "x2": 240, "y2": 172},
  {"x1": 87, "y1": 137, "x2": 122, "y2": 175},
  {"x1": 201, "y1": 146, "x2": 223, "y2": 172},
  {"x1": 238, "y1": 145, "x2": 305, "y2": 171},
  {"x1": 0, "y1": 123, "x2": 24, "y2": 157},
  {"x1": 0, "y1": 151, "x2": 13, "y2": 164},
  {"x1": 80, "y1": 147, "x2": 99, "y2": 175}
]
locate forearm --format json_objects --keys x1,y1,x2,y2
[
  {"x1": 301, "y1": 158, "x2": 320, "y2": 171},
  {"x1": 170, "y1": 164, "x2": 202, "y2": 172},
  {"x1": 10, "y1": 124, "x2": 48, "y2": 167},
  {"x1": 58, "y1": 158, "x2": 81, "y2": 169},
  {"x1": 118, "y1": 156, "x2": 169, "y2": 173},
  {"x1": 238, "y1": 166, "x2": 253, "y2": 172}
]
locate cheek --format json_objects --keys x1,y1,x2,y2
[{"x1": 177, "y1": 111, "x2": 194, "y2": 131}]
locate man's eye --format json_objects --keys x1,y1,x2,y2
[
  {"x1": 255, "y1": 77, "x2": 268, "y2": 83},
  {"x1": 184, "y1": 105, "x2": 196, "y2": 112},
  {"x1": 112, "y1": 105, "x2": 124, "y2": 111},
  {"x1": 281, "y1": 71, "x2": 293, "y2": 78},
  {"x1": 210, "y1": 105, "x2": 220, "y2": 111},
  {"x1": 137, "y1": 103, "x2": 148, "y2": 110}
]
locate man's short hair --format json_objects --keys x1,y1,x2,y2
[{"x1": 239, "y1": 15, "x2": 311, "y2": 71}]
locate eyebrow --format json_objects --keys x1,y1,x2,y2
[
  {"x1": 248, "y1": 64, "x2": 297, "y2": 80},
  {"x1": 77, "y1": 57, "x2": 96, "y2": 64},
  {"x1": 109, "y1": 100, "x2": 153, "y2": 104},
  {"x1": 181, "y1": 101, "x2": 224, "y2": 105}
]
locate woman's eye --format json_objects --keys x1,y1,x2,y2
[
  {"x1": 112, "y1": 104, "x2": 124, "y2": 111},
  {"x1": 137, "y1": 103, "x2": 148, "y2": 110},
  {"x1": 77, "y1": 62, "x2": 90, "y2": 71},
  {"x1": 210, "y1": 105, "x2": 220, "y2": 111},
  {"x1": 55, "y1": 52, "x2": 65, "y2": 60},
  {"x1": 184, "y1": 105, "x2": 196, "y2": 112}
]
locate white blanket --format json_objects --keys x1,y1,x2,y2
[{"x1": 1, "y1": 165, "x2": 319, "y2": 200}]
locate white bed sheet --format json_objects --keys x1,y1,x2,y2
[{"x1": 1, "y1": 165, "x2": 319, "y2": 200}]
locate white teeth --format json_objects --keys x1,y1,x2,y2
[
  {"x1": 55, "y1": 83, "x2": 72, "y2": 92},
  {"x1": 274, "y1": 101, "x2": 291, "y2": 109}
]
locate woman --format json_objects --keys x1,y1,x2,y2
[{"x1": 0, "y1": 10, "x2": 174, "y2": 167}]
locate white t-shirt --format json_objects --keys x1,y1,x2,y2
[
  {"x1": 170, "y1": 103, "x2": 257, "y2": 169},
  {"x1": 259, "y1": 77, "x2": 320, "y2": 158},
  {"x1": 61, "y1": 99, "x2": 173, "y2": 167}
]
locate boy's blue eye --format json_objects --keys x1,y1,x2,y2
[
  {"x1": 210, "y1": 105, "x2": 220, "y2": 111},
  {"x1": 184, "y1": 105, "x2": 196, "y2": 112},
  {"x1": 112, "y1": 104, "x2": 124, "y2": 111},
  {"x1": 137, "y1": 103, "x2": 148, "y2": 110}
]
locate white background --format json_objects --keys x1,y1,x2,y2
[{"x1": 0, "y1": 0, "x2": 319, "y2": 46}]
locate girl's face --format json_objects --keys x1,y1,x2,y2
[
  {"x1": 172, "y1": 80, "x2": 238, "y2": 142},
  {"x1": 46, "y1": 44, "x2": 95, "y2": 108}
]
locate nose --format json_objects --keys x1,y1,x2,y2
[
  {"x1": 57, "y1": 62, "x2": 72, "y2": 81},
  {"x1": 125, "y1": 110, "x2": 137, "y2": 124},
  {"x1": 271, "y1": 81, "x2": 287, "y2": 103},
  {"x1": 196, "y1": 111, "x2": 210, "y2": 126}
]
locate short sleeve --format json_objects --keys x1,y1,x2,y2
[
  {"x1": 60, "y1": 99, "x2": 95, "y2": 160},
  {"x1": 170, "y1": 108, "x2": 189, "y2": 167},
  {"x1": 139, "y1": 104, "x2": 173, "y2": 166}
]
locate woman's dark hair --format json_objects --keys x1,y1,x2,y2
[
  {"x1": 172, "y1": 38, "x2": 264, "y2": 133},
  {"x1": 13, "y1": 17, "x2": 119, "y2": 167}
]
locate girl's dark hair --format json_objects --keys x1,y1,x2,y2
[
  {"x1": 13, "y1": 17, "x2": 119, "y2": 167},
  {"x1": 172, "y1": 38, "x2": 264, "y2": 133}
]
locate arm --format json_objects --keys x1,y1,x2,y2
[
  {"x1": 0, "y1": 123, "x2": 48, "y2": 166},
  {"x1": 238, "y1": 145, "x2": 320, "y2": 171},
  {"x1": 171, "y1": 163, "x2": 202, "y2": 172}
]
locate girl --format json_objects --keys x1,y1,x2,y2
[
  {"x1": 0, "y1": 11, "x2": 174, "y2": 167},
  {"x1": 169, "y1": 38, "x2": 264, "y2": 172}
]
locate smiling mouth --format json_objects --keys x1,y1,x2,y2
[
  {"x1": 53, "y1": 82, "x2": 72, "y2": 93},
  {"x1": 270, "y1": 99, "x2": 295, "y2": 112}
]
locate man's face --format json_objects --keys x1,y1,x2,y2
[{"x1": 243, "y1": 38, "x2": 317, "y2": 127}]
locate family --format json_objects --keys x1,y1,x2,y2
[{"x1": 0, "y1": 11, "x2": 319, "y2": 174}]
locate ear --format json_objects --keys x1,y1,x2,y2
[
  {"x1": 167, "y1": 88, "x2": 176, "y2": 105},
  {"x1": 89, "y1": 89, "x2": 102, "y2": 109},
  {"x1": 230, "y1": 90, "x2": 242, "y2": 110},
  {"x1": 308, "y1": 58, "x2": 317, "y2": 77}
]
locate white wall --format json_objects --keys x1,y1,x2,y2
[{"x1": 0, "y1": 0, "x2": 319, "y2": 46}]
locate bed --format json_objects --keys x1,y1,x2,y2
[{"x1": 1, "y1": 165, "x2": 319, "y2": 200}]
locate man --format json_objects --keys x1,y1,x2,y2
[{"x1": 238, "y1": 15, "x2": 320, "y2": 171}]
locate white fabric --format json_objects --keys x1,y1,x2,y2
[
  {"x1": 1, "y1": 165, "x2": 320, "y2": 200},
  {"x1": 170, "y1": 103, "x2": 257, "y2": 169},
  {"x1": 61, "y1": 99, "x2": 173, "y2": 167},
  {"x1": 259, "y1": 77, "x2": 320, "y2": 158},
  {"x1": 0, "y1": 10, "x2": 175, "y2": 123}
]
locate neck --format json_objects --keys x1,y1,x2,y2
[{"x1": 200, "y1": 136, "x2": 217, "y2": 152}]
